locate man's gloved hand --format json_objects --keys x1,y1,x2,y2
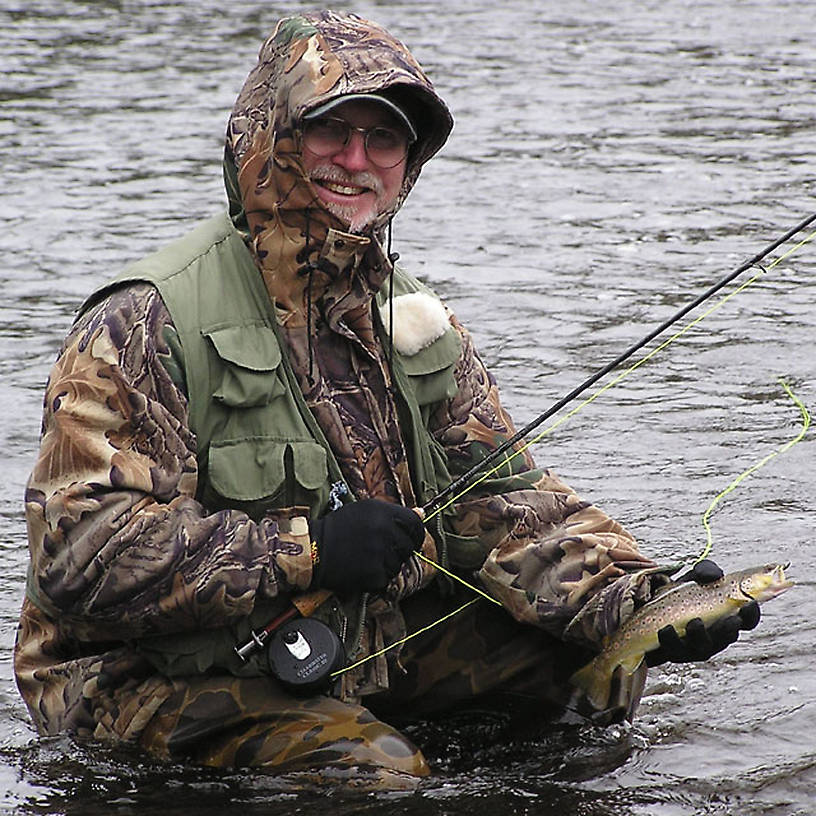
[
  {"x1": 309, "y1": 499, "x2": 425, "y2": 595},
  {"x1": 677, "y1": 558, "x2": 725, "y2": 585},
  {"x1": 645, "y1": 559, "x2": 761, "y2": 667}
]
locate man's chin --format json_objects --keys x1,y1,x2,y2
[{"x1": 323, "y1": 200, "x2": 377, "y2": 234}]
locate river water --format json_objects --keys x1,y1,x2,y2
[{"x1": 1, "y1": 1, "x2": 814, "y2": 813}]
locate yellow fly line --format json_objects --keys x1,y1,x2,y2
[
  {"x1": 333, "y1": 599, "x2": 481, "y2": 676},
  {"x1": 330, "y1": 556, "x2": 500, "y2": 677},
  {"x1": 425, "y1": 227, "x2": 816, "y2": 524},
  {"x1": 696, "y1": 378, "x2": 811, "y2": 563},
  {"x1": 331, "y1": 228, "x2": 816, "y2": 678}
]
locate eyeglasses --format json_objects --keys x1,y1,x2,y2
[{"x1": 302, "y1": 116, "x2": 414, "y2": 169}]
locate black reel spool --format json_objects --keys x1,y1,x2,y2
[{"x1": 266, "y1": 617, "x2": 345, "y2": 695}]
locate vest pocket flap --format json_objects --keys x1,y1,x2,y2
[
  {"x1": 208, "y1": 438, "x2": 328, "y2": 502},
  {"x1": 289, "y1": 441, "x2": 329, "y2": 490},
  {"x1": 209, "y1": 439, "x2": 284, "y2": 501},
  {"x1": 205, "y1": 325, "x2": 282, "y2": 371},
  {"x1": 213, "y1": 366, "x2": 285, "y2": 407},
  {"x1": 399, "y1": 328, "x2": 462, "y2": 406},
  {"x1": 206, "y1": 326, "x2": 284, "y2": 407},
  {"x1": 398, "y1": 327, "x2": 461, "y2": 376}
]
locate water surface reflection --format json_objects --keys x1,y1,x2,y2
[{"x1": 2, "y1": 1, "x2": 815, "y2": 814}]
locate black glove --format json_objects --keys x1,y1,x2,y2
[
  {"x1": 309, "y1": 499, "x2": 425, "y2": 595},
  {"x1": 677, "y1": 558, "x2": 724, "y2": 585},
  {"x1": 646, "y1": 559, "x2": 761, "y2": 667}
]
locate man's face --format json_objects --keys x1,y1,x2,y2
[{"x1": 301, "y1": 99, "x2": 409, "y2": 233}]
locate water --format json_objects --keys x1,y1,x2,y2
[{"x1": 1, "y1": 0, "x2": 815, "y2": 813}]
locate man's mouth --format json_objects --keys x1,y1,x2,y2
[
  {"x1": 307, "y1": 165, "x2": 386, "y2": 231},
  {"x1": 315, "y1": 178, "x2": 371, "y2": 197}
]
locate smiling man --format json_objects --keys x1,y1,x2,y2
[
  {"x1": 301, "y1": 96, "x2": 415, "y2": 232},
  {"x1": 16, "y1": 9, "x2": 759, "y2": 789}
]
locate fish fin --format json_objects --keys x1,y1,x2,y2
[
  {"x1": 570, "y1": 654, "x2": 647, "y2": 713},
  {"x1": 570, "y1": 659, "x2": 613, "y2": 711},
  {"x1": 619, "y1": 653, "x2": 646, "y2": 674}
]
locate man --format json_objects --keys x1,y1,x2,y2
[{"x1": 15, "y1": 10, "x2": 758, "y2": 789}]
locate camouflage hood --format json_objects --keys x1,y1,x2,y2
[{"x1": 224, "y1": 10, "x2": 453, "y2": 315}]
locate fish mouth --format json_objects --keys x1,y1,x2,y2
[
  {"x1": 774, "y1": 562, "x2": 794, "y2": 590},
  {"x1": 741, "y1": 562, "x2": 794, "y2": 601},
  {"x1": 770, "y1": 562, "x2": 793, "y2": 586}
]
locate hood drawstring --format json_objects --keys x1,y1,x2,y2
[
  {"x1": 297, "y1": 209, "x2": 318, "y2": 387},
  {"x1": 386, "y1": 220, "x2": 398, "y2": 371}
]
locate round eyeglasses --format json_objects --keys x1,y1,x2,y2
[{"x1": 302, "y1": 116, "x2": 414, "y2": 169}]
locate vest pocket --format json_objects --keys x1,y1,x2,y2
[
  {"x1": 399, "y1": 327, "x2": 462, "y2": 406},
  {"x1": 208, "y1": 438, "x2": 329, "y2": 504},
  {"x1": 205, "y1": 324, "x2": 286, "y2": 407},
  {"x1": 444, "y1": 531, "x2": 492, "y2": 570},
  {"x1": 203, "y1": 325, "x2": 332, "y2": 517}
]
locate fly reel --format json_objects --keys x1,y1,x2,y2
[{"x1": 265, "y1": 617, "x2": 345, "y2": 695}]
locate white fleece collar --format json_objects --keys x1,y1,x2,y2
[{"x1": 380, "y1": 291, "x2": 450, "y2": 356}]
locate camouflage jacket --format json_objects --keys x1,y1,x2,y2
[{"x1": 15, "y1": 11, "x2": 662, "y2": 738}]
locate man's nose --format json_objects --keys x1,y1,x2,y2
[{"x1": 333, "y1": 130, "x2": 370, "y2": 172}]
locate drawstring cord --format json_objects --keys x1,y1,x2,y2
[
  {"x1": 298, "y1": 208, "x2": 318, "y2": 386},
  {"x1": 386, "y1": 220, "x2": 397, "y2": 370},
  {"x1": 306, "y1": 266, "x2": 315, "y2": 385}
]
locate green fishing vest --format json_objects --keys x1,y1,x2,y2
[
  {"x1": 87, "y1": 213, "x2": 461, "y2": 523},
  {"x1": 79, "y1": 213, "x2": 479, "y2": 677}
]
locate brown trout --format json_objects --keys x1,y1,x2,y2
[{"x1": 570, "y1": 563, "x2": 793, "y2": 711}]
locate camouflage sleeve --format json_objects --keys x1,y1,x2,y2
[
  {"x1": 24, "y1": 283, "x2": 313, "y2": 642},
  {"x1": 429, "y1": 314, "x2": 665, "y2": 649}
]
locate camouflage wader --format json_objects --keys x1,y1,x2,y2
[{"x1": 137, "y1": 588, "x2": 588, "y2": 787}]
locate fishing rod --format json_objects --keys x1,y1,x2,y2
[
  {"x1": 330, "y1": 214, "x2": 816, "y2": 683},
  {"x1": 234, "y1": 213, "x2": 815, "y2": 691},
  {"x1": 422, "y1": 210, "x2": 816, "y2": 518}
]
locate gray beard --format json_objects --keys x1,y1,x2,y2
[
  {"x1": 308, "y1": 164, "x2": 388, "y2": 233},
  {"x1": 322, "y1": 200, "x2": 377, "y2": 233}
]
